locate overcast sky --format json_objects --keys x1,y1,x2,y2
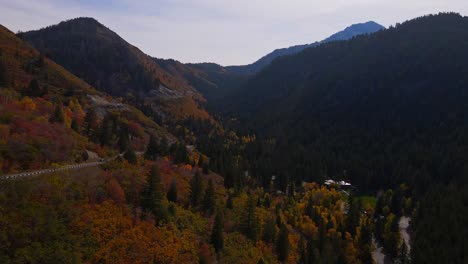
[{"x1": 0, "y1": 0, "x2": 467, "y2": 65}]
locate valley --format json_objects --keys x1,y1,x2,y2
[{"x1": 0, "y1": 9, "x2": 467, "y2": 264}]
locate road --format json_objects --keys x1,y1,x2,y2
[
  {"x1": 1, "y1": 152, "x2": 145, "y2": 180},
  {"x1": 372, "y1": 216, "x2": 412, "y2": 264},
  {"x1": 372, "y1": 235, "x2": 393, "y2": 264},
  {"x1": 0, "y1": 161, "x2": 104, "y2": 180},
  {"x1": 399, "y1": 216, "x2": 411, "y2": 252}
]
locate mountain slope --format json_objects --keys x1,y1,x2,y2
[
  {"x1": 0, "y1": 24, "x2": 172, "y2": 173},
  {"x1": 226, "y1": 13, "x2": 468, "y2": 189},
  {"x1": 19, "y1": 17, "x2": 210, "y2": 121},
  {"x1": 153, "y1": 59, "x2": 248, "y2": 102},
  {"x1": 225, "y1": 21, "x2": 384, "y2": 75}
]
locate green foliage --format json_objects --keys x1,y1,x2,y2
[
  {"x1": 71, "y1": 118, "x2": 80, "y2": 133},
  {"x1": 167, "y1": 177, "x2": 178, "y2": 203},
  {"x1": 276, "y1": 223, "x2": 289, "y2": 262},
  {"x1": 262, "y1": 217, "x2": 277, "y2": 244},
  {"x1": 189, "y1": 171, "x2": 203, "y2": 208},
  {"x1": 239, "y1": 195, "x2": 259, "y2": 241},
  {"x1": 211, "y1": 210, "x2": 224, "y2": 253},
  {"x1": 0, "y1": 53, "x2": 8, "y2": 87},
  {"x1": 144, "y1": 135, "x2": 159, "y2": 160},
  {"x1": 202, "y1": 179, "x2": 216, "y2": 214},
  {"x1": 49, "y1": 103, "x2": 65, "y2": 124},
  {"x1": 140, "y1": 165, "x2": 169, "y2": 223},
  {"x1": 123, "y1": 148, "x2": 137, "y2": 165}
]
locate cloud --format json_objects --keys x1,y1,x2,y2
[{"x1": 0, "y1": 0, "x2": 467, "y2": 65}]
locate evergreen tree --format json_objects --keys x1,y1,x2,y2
[
  {"x1": 84, "y1": 108, "x2": 97, "y2": 135},
  {"x1": 240, "y1": 195, "x2": 259, "y2": 241},
  {"x1": 203, "y1": 179, "x2": 216, "y2": 214},
  {"x1": 174, "y1": 143, "x2": 189, "y2": 164},
  {"x1": 262, "y1": 217, "x2": 277, "y2": 244},
  {"x1": 0, "y1": 54, "x2": 8, "y2": 87},
  {"x1": 123, "y1": 148, "x2": 137, "y2": 165},
  {"x1": 98, "y1": 115, "x2": 114, "y2": 146},
  {"x1": 346, "y1": 197, "x2": 361, "y2": 236},
  {"x1": 70, "y1": 118, "x2": 80, "y2": 132},
  {"x1": 118, "y1": 124, "x2": 129, "y2": 152},
  {"x1": 49, "y1": 103, "x2": 65, "y2": 123},
  {"x1": 199, "y1": 157, "x2": 209, "y2": 174},
  {"x1": 160, "y1": 136, "x2": 169, "y2": 156},
  {"x1": 189, "y1": 171, "x2": 204, "y2": 208},
  {"x1": 276, "y1": 223, "x2": 289, "y2": 263},
  {"x1": 167, "y1": 177, "x2": 178, "y2": 203},
  {"x1": 211, "y1": 210, "x2": 224, "y2": 253},
  {"x1": 145, "y1": 135, "x2": 159, "y2": 160},
  {"x1": 140, "y1": 165, "x2": 168, "y2": 223},
  {"x1": 226, "y1": 194, "x2": 233, "y2": 209}
]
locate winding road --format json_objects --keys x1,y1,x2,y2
[
  {"x1": 1, "y1": 152, "x2": 145, "y2": 181},
  {"x1": 0, "y1": 161, "x2": 104, "y2": 180}
]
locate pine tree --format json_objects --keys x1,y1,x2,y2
[
  {"x1": 211, "y1": 210, "x2": 224, "y2": 253},
  {"x1": 167, "y1": 177, "x2": 178, "y2": 203},
  {"x1": 118, "y1": 124, "x2": 129, "y2": 152},
  {"x1": 160, "y1": 136, "x2": 169, "y2": 156},
  {"x1": 276, "y1": 223, "x2": 290, "y2": 263},
  {"x1": 240, "y1": 195, "x2": 259, "y2": 241},
  {"x1": 0, "y1": 54, "x2": 8, "y2": 87},
  {"x1": 203, "y1": 179, "x2": 216, "y2": 214},
  {"x1": 226, "y1": 194, "x2": 233, "y2": 209},
  {"x1": 98, "y1": 115, "x2": 114, "y2": 146},
  {"x1": 49, "y1": 103, "x2": 65, "y2": 123},
  {"x1": 175, "y1": 143, "x2": 189, "y2": 164},
  {"x1": 84, "y1": 108, "x2": 97, "y2": 135},
  {"x1": 262, "y1": 217, "x2": 277, "y2": 243},
  {"x1": 124, "y1": 148, "x2": 137, "y2": 165},
  {"x1": 71, "y1": 118, "x2": 80, "y2": 132},
  {"x1": 145, "y1": 135, "x2": 159, "y2": 160},
  {"x1": 189, "y1": 171, "x2": 204, "y2": 208},
  {"x1": 141, "y1": 165, "x2": 168, "y2": 223}
]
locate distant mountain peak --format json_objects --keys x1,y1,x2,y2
[
  {"x1": 324, "y1": 21, "x2": 385, "y2": 42},
  {"x1": 225, "y1": 20, "x2": 385, "y2": 75}
]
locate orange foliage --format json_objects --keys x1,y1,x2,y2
[{"x1": 94, "y1": 222, "x2": 198, "y2": 264}]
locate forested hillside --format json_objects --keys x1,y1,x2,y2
[
  {"x1": 226, "y1": 13, "x2": 468, "y2": 190},
  {"x1": 223, "y1": 13, "x2": 468, "y2": 263},
  {"x1": 224, "y1": 21, "x2": 384, "y2": 75},
  {"x1": 0, "y1": 24, "x2": 171, "y2": 173},
  {"x1": 2, "y1": 11, "x2": 468, "y2": 264},
  {"x1": 19, "y1": 18, "x2": 210, "y2": 121}
]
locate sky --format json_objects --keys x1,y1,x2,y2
[{"x1": 0, "y1": 0, "x2": 467, "y2": 65}]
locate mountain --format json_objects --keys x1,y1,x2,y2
[
  {"x1": 225, "y1": 21, "x2": 385, "y2": 75},
  {"x1": 226, "y1": 13, "x2": 468, "y2": 189},
  {"x1": 0, "y1": 23, "x2": 172, "y2": 173},
  {"x1": 153, "y1": 58, "x2": 248, "y2": 103},
  {"x1": 19, "y1": 17, "x2": 210, "y2": 121}
]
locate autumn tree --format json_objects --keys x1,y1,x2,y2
[
  {"x1": 203, "y1": 179, "x2": 216, "y2": 214},
  {"x1": 211, "y1": 210, "x2": 224, "y2": 253},
  {"x1": 141, "y1": 165, "x2": 169, "y2": 223},
  {"x1": 167, "y1": 177, "x2": 178, "y2": 203},
  {"x1": 189, "y1": 171, "x2": 204, "y2": 208}
]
